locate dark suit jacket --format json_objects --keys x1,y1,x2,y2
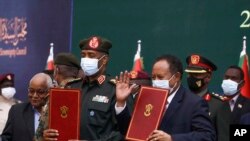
[
  {"x1": 1, "y1": 102, "x2": 35, "y2": 141},
  {"x1": 117, "y1": 85, "x2": 216, "y2": 141},
  {"x1": 214, "y1": 94, "x2": 250, "y2": 141},
  {"x1": 240, "y1": 112, "x2": 250, "y2": 124}
]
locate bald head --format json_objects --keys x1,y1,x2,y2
[
  {"x1": 28, "y1": 73, "x2": 53, "y2": 111},
  {"x1": 29, "y1": 73, "x2": 53, "y2": 88}
]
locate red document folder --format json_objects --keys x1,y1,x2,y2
[
  {"x1": 49, "y1": 88, "x2": 81, "y2": 141},
  {"x1": 126, "y1": 86, "x2": 169, "y2": 141}
]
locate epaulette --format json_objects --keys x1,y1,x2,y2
[
  {"x1": 14, "y1": 99, "x2": 22, "y2": 104},
  {"x1": 210, "y1": 92, "x2": 228, "y2": 101},
  {"x1": 67, "y1": 77, "x2": 82, "y2": 84},
  {"x1": 109, "y1": 78, "x2": 117, "y2": 85},
  {"x1": 204, "y1": 93, "x2": 211, "y2": 101},
  {"x1": 61, "y1": 77, "x2": 83, "y2": 88},
  {"x1": 97, "y1": 75, "x2": 106, "y2": 85}
]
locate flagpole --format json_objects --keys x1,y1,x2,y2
[
  {"x1": 45, "y1": 43, "x2": 54, "y2": 70},
  {"x1": 137, "y1": 40, "x2": 141, "y2": 54},
  {"x1": 239, "y1": 36, "x2": 250, "y2": 98},
  {"x1": 242, "y1": 36, "x2": 246, "y2": 54}
]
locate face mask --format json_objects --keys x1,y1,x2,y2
[
  {"x1": 1, "y1": 87, "x2": 16, "y2": 99},
  {"x1": 221, "y1": 79, "x2": 240, "y2": 96},
  {"x1": 187, "y1": 75, "x2": 206, "y2": 92},
  {"x1": 152, "y1": 74, "x2": 175, "y2": 93},
  {"x1": 80, "y1": 56, "x2": 105, "y2": 76}
]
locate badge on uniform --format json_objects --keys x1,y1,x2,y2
[
  {"x1": 92, "y1": 95, "x2": 109, "y2": 103},
  {"x1": 238, "y1": 104, "x2": 242, "y2": 109}
]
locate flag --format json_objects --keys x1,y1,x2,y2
[
  {"x1": 238, "y1": 36, "x2": 250, "y2": 98},
  {"x1": 45, "y1": 43, "x2": 54, "y2": 70},
  {"x1": 132, "y1": 40, "x2": 144, "y2": 72}
]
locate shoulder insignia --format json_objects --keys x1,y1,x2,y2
[
  {"x1": 60, "y1": 78, "x2": 83, "y2": 88},
  {"x1": 67, "y1": 77, "x2": 82, "y2": 83},
  {"x1": 109, "y1": 79, "x2": 117, "y2": 85},
  {"x1": 97, "y1": 75, "x2": 106, "y2": 85},
  {"x1": 204, "y1": 94, "x2": 211, "y2": 101},
  {"x1": 211, "y1": 92, "x2": 227, "y2": 101}
]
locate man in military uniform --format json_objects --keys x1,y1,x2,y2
[
  {"x1": 0, "y1": 73, "x2": 21, "y2": 134},
  {"x1": 185, "y1": 54, "x2": 225, "y2": 118},
  {"x1": 43, "y1": 36, "x2": 123, "y2": 141},
  {"x1": 34, "y1": 52, "x2": 82, "y2": 141}
]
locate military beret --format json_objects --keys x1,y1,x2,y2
[
  {"x1": 54, "y1": 53, "x2": 81, "y2": 69},
  {"x1": 0, "y1": 73, "x2": 14, "y2": 84},
  {"x1": 185, "y1": 54, "x2": 217, "y2": 73},
  {"x1": 79, "y1": 36, "x2": 112, "y2": 54},
  {"x1": 130, "y1": 70, "x2": 151, "y2": 80}
]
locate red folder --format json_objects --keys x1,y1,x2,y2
[
  {"x1": 49, "y1": 88, "x2": 81, "y2": 141},
  {"x1": 126, "y1": 86, "x2": 169, "y2": 141}
]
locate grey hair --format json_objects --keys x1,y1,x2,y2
[
  {"x1": 44, "y1": 73, "x2": 53, "y2": 88},
  {"x1": 29, "y1": 73, "x2": 53, "y2": 88}
]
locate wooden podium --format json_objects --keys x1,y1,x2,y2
[
  {"x1": 49, "y1": 88, "x2": 81, "y2": 141},
  {"x1": 126, "y1": 86, "x2": 169, "y2": 141}
]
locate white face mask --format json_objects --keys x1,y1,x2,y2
[
  {"x1": 80, "y1": 56, "x2": 105, "y2": 76},
  {"x1": 152, "y1": 74, "x2": 175, "y2": 93},
  {"x1": 221, "y1": 79, "x2": 240, "y2": 96},
  {"x1": 1, "y1": 87, "x2": 16, "y2": 99}
]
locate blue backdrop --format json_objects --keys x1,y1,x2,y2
[{"x1": 0, "y1": 0, "x2": 73, "y2": 101}]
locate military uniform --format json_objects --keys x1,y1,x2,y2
[
  {"x1": 0, "y1": 73, "x2": 21, "y2": 134},
  {"x1": 75, "y1": 75, "x2": 122, "y2": 140},
  {"x1": 185, "y1": 54, "x2": 225, "y2": 118},
  {"x1": 0, "y1": 95, "x2": 21, "y2": 134},
  {"x1": 203, "y1": 91, "x2": 227, "y2": 119},
  {"x1": 34, "y1": 52, "x2": 82, "y2": 141}
]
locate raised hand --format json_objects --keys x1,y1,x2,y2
[{"x1": 115, "y1": 71, "x2": 136, "y2": 107}]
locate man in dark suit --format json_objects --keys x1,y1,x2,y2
[
  {"x1": 213, "y1": 65, "x2": 250, "y2": 141},
  {"x1": 115, "y1": 54, "x2": 216, "y2": 141},
  {"x1": 1, "y1": 73, "x2": 53, "y2": 141}
]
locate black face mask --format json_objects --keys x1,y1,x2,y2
[{"x1": 187, "y1": 75, "x2": 206, "y2": 92}]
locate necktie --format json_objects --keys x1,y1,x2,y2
[{"x1": 230, "y1": 99, "x2": 235, "y2": 111}]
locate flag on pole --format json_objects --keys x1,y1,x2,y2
[
  {"x1": 238, "y1": 36, "x2": 250, "y2": 99},
  {"x1": 45, "y1": 43, "x2": 54, "y2": 70},
  {"x1": 132, "y1": 40, "x2": 144, "y2": 72}
]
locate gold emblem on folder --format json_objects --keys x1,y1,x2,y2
[
  {"x1": 144, "y1": 104, "x2": 153, "y2": 117},
  {"x1": 60, "y1": 106, "x2": 69, "y2": 118}
]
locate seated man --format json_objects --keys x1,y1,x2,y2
[
  {"x1": 1, "y1": 73, "x2": 53, "y2": 141},
  {"x1": 0, "y1": 73, "x2": 21, "y2": 134},
  {"x1": 115, "y1": 54, "x2": 215, "y2": 141}
]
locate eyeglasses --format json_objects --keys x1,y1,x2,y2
[{"x1": 28, "y1": 88, "x2": 49, "y2": 96}]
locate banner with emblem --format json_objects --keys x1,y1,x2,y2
[
  {"x1": 126, "y1": 86, "x2": 169, "y2": 141},
  {"x1": 49, "y1": 88, "x2": 81, "y2": 140},
  {"x1": 0, "y1": 0, "x2": 73, "y2": 100}
]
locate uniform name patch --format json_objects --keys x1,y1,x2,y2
[{"x1": 92, "y1": 95, "x2": 109, "y2": 103}]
